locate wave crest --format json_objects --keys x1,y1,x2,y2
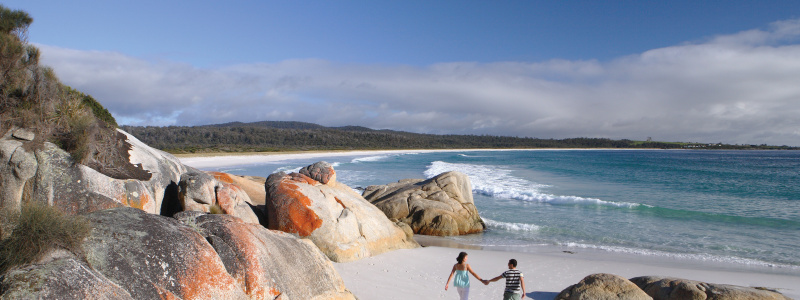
[{"x1": 425, "y1": 161, "x2": 640, "y2": 208}]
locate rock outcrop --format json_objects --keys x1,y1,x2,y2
[
  {"x1": 264, "y1": 161, "x2": 418, "y2": 262},
  {"x1": 1, "y1": 207, "x2": 357, "y2": 299},
  {"x1": 0, "y1": 250, "x2": 133, "y2": 300},
  {"x1": 0, "y1": 128, "x2": 261, "y2": 224},
  {"x1": 362, "y1": 171, "x2": 485, "y2": 236},
  {"x1": 556, "y1": 273, "x2": 652, "y2": 300},
  {"x1": 0, "y1": 128, "x2": 186, "y2": 215},
  {"x1": 630, "y1": 276, "x2": 792, "y2": 300},
  {"x1": 178, "y1": 170, "x2": 259, "y2": 224},
  {"x1": 175, "y1": 211, "x2": 356, "y2": 300},
  {"x1": 0, "y1": 128, "x2": 38, "y2": 213},
  {"x1": 82, "y1": 207, "x2": 248, "y2": 299},
  {"x1": 207, "y1": 171, "x2": 267, "y2": 206}
]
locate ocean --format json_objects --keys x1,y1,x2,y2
[{"x1": 207, "y1": 149, "x2": 800, "y2": 275}]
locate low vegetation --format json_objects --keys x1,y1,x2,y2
[
  {"x1": 0, "y1": 5, "x2": 139, "y2": 179},
  {"x1": 123, "y1": 122, "x2": 799, "y2": 153},
  {"x1": 0, "y1": 202, "x2": 92, "y2": 273}
]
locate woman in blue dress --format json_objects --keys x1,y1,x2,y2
[{"x1": 444, "y1": 252, "x2": 487, "y2": 300}]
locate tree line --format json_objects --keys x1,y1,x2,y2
[{"x1": 121, "y1": 122, "x2": 798, "y2": 154}]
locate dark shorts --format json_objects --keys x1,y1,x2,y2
[{"x1": 503, "y1": 291, "x2": 521, "y2": 300}]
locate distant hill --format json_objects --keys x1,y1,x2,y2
[
  {"x1": 121, "y1": 121, "x2": 798, "y2": 153},
  {"x1": 208, "y1": 121, "x2": 326, "y2": 130}
]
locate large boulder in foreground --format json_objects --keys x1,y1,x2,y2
[
  {"x1": 362, "y1": 171, "x2": 485, "y2": 236},
  {"x1": 630, "y1": 276, "x2": 792, "y2": 300},
  {"x1": 264, "y1": 161, "x2": 418, "y2": 262},
  {"x1": 1, "y1": 207, "x2": 355, "y2": 299},
  {"x1": 82, "y1": 207, "x2": 248, "y2": 299},
  {"x1": 176, "y1": 211, "x2": 356, "y2": 300},
  {"x1": 556, "y1": 273, "x2": 652, "y2": 300}
]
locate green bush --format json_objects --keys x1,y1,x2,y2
[{"x1": 0, "y1": 203, "x2": 92, "y2": 273}]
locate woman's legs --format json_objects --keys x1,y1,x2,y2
[{"x1": 456, "y1": 287, "x2": 470, "y2": 300}]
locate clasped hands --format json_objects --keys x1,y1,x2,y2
[{"x1": 479, "y1": 279, "x2": 490, "y2": 285}]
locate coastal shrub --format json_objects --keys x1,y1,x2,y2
[
  {"x1": 0, "y1": 202, "x2": 92, "y2": 273},
  {"x1": 81, "y1": 93, "x2": 117, "y2": 128},
  {"x1": 1, "y1": 5, "x2": 131, "y2": 180},
  {"x1": 209, "y1": 204, "x2": 224, "y2": 215}
]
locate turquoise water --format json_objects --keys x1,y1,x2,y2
[{"x1": 209, "y1": 150, "x2": 800, "y2": 273}]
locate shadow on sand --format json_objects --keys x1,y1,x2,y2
[{"x1": 527, "y1": 291, "x2": 559, "y2": 300}]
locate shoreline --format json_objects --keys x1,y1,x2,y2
[
  {"x1": 334, "y1": 236, "x2": 800, "y2": 300},
  {"x1": 177, "y1": 148, "x2": 676, "y2": 169},
  {"x1": 180, "y1": 150, "x2": 800, "y2": 299}
]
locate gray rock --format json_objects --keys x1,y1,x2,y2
[
  {"x1": 0, "y1": 128, "x2": 188, "y2": 215},
  {"x1": 0, "y1": 134, "x2": 37, "y2": 213},
  {"x1": 299, "y1": 161, "x2": 336, "y2": 184},
  {"x1": 0, "y1": 250, "x2": 132, "y2": 300},
  {"x1": 82, "y1": 207, "x2": 248, "y2": 299},
  {"x1": 179, "y1": 170, "x2": 259, "y2": 223},
  {"x1": 11, "y1": 128, "x2": 34, "y2": 141},
  {"x1": 556, "y1": 273, "x2": 652, "y2": 300},
  {"x1": 630, "y1": 276, "x2": 792, "y2": 300},
  {"x1": 362, "y1": 171, "x2": 485, "y2": 236}
]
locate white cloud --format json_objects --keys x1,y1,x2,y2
[{"x1": 36, "y1": 19, "x2": 800, "y2": 145}]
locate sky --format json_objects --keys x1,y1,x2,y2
[{"x1": 4, "y1": 1, "x2": 800, "y2": 146}]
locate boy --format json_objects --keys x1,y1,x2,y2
[{"x1": 485, "y1": 258, "x2": 526, "y2": 300}]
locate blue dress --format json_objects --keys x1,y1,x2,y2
[{"x1": 453, "y1": 270, "x2": 470, "y2": 287}]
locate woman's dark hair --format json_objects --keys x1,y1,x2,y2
[{"x1": 457, "y1": 252, "x2": 468, "y2": 264}]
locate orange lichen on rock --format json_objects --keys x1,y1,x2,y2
[
  {"x1": 131, "y1": 193, "x2": 152, "y2": 211},
  {"x1": 270, "y1": 175, "x2": 323, "y2": 237},
  {"x1": 334, "y1": 197, "x2": 346, "y2": 209},
  {"x1": 219, "y1": 220, "x2": 282, "y2": 299},
  {"x1": 288, "y1": 172, "x2": 319, "y2": 185},
  {"x1": 215, "y1": 183, "x2": 238, "y2": 215},
  {"x1": 176, "y1": 233, "x2": 244, "y2": 299},
  {"x1": 208, "y1": 171, "x2": 234, "y2": 184}
]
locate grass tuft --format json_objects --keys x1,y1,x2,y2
[
  {"x1": 209, "y1": 204, "x2": 224, "y2": 215},
  {"x1": 0, "y1": 202, "x2": 92, "y2": 273}
]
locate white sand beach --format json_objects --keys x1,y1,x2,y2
[
  {"x1": 334, "y1": 237, "x2": 800, "y2": 299},
  {"x1": 178, "y1": 149, "x2": 469, "y2": 169},
  {"x1": 180, "y1": 151, "x2": 800, "y2": 300}
]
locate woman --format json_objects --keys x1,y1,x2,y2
[{"x1": 445, "y1": 252, "x2": 486, "y2": 300}]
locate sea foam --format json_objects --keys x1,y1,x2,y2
[
  {"x1": 483, "y1": 217, "x2": 541, "y2": 232},
  {"x1": 425, "y1": 161, "x2": 640, "y2": 208}
]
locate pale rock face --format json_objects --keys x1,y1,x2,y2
[
  {"x1": 630, "y1": 276, "x2": 792, "y2": 300},
  {"x1": 0, "y1": 128, "x2": 258, "y2": 224},
  {"x1": 0, "y1": 130, "x2": 37, "y2": 212},
  {"x1": 0, "y1": 128, "x2": 185, "y2": 215},
  {"x1": 264, "y1": 163, "x2": 419, "y2": 262},
  {"x1": 556, "y1": 273, "x2": 652, "y2": 300},
  {"x1": 362, "y1": 171, "x2": 485, "y2": 236},
  {"x1": 207, "y1": 171, "x2": 266, "y2": 206}
]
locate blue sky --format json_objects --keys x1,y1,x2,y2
[{"x1": 5, "y1": 1, "x2": 800, "y2": 145}]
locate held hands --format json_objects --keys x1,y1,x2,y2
[{"x1": 480, "y1": 279, "x2": 489, "y2": 285}]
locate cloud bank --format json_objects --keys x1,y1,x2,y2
[{"x1": 38, "y1": 19, "x2": 800, "y2": 146}]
